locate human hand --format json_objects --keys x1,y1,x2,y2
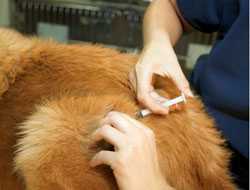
[
  {"x1": 130, "y1": 40, "x2": 193, "y2": 115},
  {"x1": 90, "y1": 111, "x2": 173, "y2": 190}
]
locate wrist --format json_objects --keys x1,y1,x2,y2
[
  {"x1": 144, "y1": 30, "x2": 172, "y2": 49},
  {"x1": 142, "y1": 35, "x2": 175, "y2": 58}
]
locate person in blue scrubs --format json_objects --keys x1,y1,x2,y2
[
  {"x1": 131, "y1": 0, "x2": 249, "y2": 189},
  {"x1": 90, "y1": 0, "x2": 249, "y2": 189}
]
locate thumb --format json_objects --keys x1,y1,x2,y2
[{"x1": 135, "y1": 65, "x2": 169, "y2": 114}]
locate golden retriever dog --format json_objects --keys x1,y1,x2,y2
[{"x1": 0, "y1": 28, "x2": 236, "y2": 190}]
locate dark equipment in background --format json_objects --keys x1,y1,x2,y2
[
  {"x1": 11, "y1": 0, "x2": 145, "y2": 50},
  {"x1": 10, "y1": 0, "x2": 217, "y2": 73}
]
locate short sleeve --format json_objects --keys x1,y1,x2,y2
[{"x1": 177, "y1": 0, "x2": 239, "y2": 33}]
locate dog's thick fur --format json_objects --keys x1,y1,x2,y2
[{"x1": 0, "y1": 28, "x2": 236, "y2": 190}]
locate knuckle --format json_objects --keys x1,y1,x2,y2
[
  {"x1": 107, "y1": 111, "x2": 119, "y2": 119},
  {"x1": 137, "y1": 94, "x2": 147, "y2": 104},
  {"x1": 100, "y1": 125, "x2": 109, "y2": 134}
]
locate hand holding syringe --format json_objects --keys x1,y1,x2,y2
[{"x1": 137, "y1": 93, "x2": 186, "y2": 118}]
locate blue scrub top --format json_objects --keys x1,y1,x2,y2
[{"x1": 177, "y1": 0, "x2": 249, "y2": 158}]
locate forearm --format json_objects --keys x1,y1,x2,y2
[{"x1": 143, "y1": 0, "x2": 183, "y2": 46}]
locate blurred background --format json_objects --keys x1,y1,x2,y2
[{"x1": 0, "y1": 0, "x2": 217, "y2": 76}]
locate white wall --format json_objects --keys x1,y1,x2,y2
[{"x1": 0, "y1": 0, "x2": 10, "y2": 26}]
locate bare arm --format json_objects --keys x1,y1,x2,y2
[
  {"x1": 144, "y1": 0, "x2": 193, "y2": 46},
  {"x1": 143, "y1": 0, "x2": 183, "y2": 46},
  {"x1": 130, "y1": 0, "x2": 193, "y2": 115}
]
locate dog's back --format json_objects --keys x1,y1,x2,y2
[{"x1": 0, "y1": 28, "x2": 236, "y2": 190}]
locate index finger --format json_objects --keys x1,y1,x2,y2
[
  {"x1": 101, "y1": 111, "x2": 135, "y2": 134},
  {"x1": 136, "y1": 68, "x2": 169, "y2": 115}
]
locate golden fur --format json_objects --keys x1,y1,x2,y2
[{"x1": 0, "y1": 28, "x2": 236, "y2": 190}]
